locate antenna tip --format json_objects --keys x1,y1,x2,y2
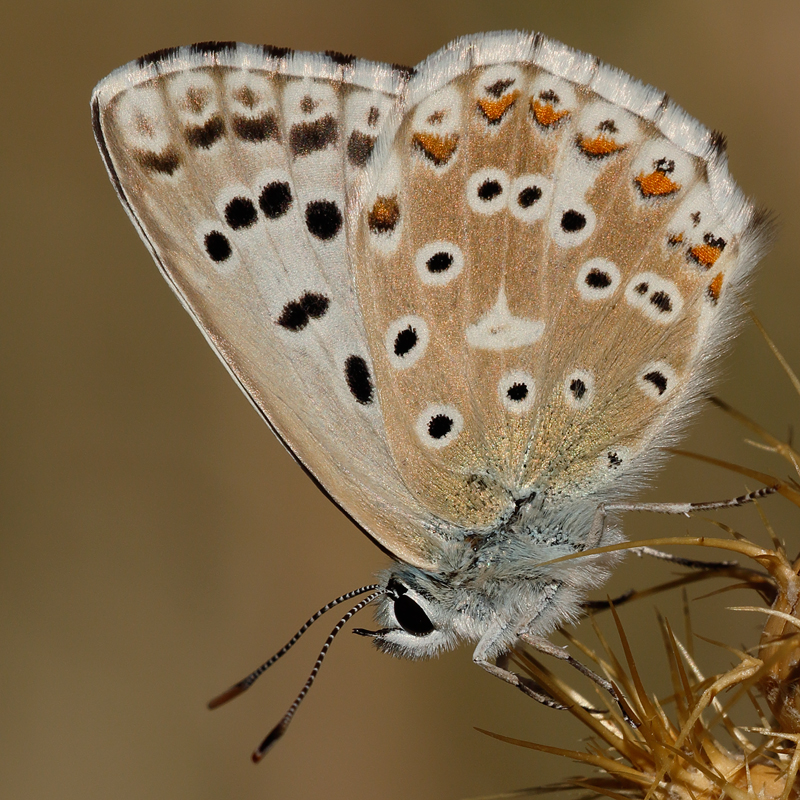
[
  {"x1": 208, "y1": 681, "x2": 249, "y2": 710},
  {"x1": 252, "y1": 721, "x2": 287, "y2": 762}
]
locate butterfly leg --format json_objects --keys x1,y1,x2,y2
[
  {"x1": 517, "y1": 633, "x2": 635, "y2": 726},
  {"x1": 605, "y1": 485, "x2": 777, "y2": 519},
  {"x1": 633, "y1": 545, "x2": 737, "y2": 570},
  {"x1": 583, "y1": 589, "x2": 635, "y2": 611},
  {"x1": 586, "y1": 485, "x2": 777, "y2": 549},
  {"x1": 472, "y1": 630, "x2": 570, "y2": 710}
]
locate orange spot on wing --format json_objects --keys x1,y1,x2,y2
[
  {"x1": 477, "y1": 91, "x2": 520, "y2": 123},
  {"x1": 689, "y1": 243, "x2": 724, "y2": 269},
  {"x1": 635, "y1": 170, "x2": 681, "y2": 197},
  {"x1": 411, "y1": 132, "x2": 459, "y2": 166},
  {"x1": 367, "y1": 196, "x2": 400, "y2": 233},
  {"x1": 578, "y1": 134, "x2": 626, "y2": 158},
  {"x1": 531, "y1": 99, "x2": 570, "y2": 128},
  {"x1": 707, "y1": 271, "x2": 724, "y2": 303}
]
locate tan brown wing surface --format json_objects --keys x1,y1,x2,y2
[{"x1": 354, "y1": 33, "x2": 769, "y2": 530}]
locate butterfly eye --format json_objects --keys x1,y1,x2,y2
[{"x1": 393, "y1": 594, "x2": 435, "y2": 636}]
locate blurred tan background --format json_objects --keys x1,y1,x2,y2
[{"x1": 3, "y1": 1, "x2": 800, "y2": 798}]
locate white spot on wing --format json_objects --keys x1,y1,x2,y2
[
  {"x1": 410, "y1": 85, "x2": 462, "y2": 172},
  {"x1": 415, "y1": 404, "x2": 464, "y2": 449},
  {"x1": 498, "y1": 371, "x2": 535, "y2": 413},
  {"x1": 638, "y1": 362, "x2": 676, "y2": 400},
  {"x1": 509, "y1": 174, "x2": 552, "y2": 223},
  {"x1": 466, "y1": 287, "x2": 544, "y2": 350},
  {"x1": 385, "y1": 316, "x2": 429, "y2": 370},
  {"x1": 528, "y1": 74, "x2": 577, "y2": 129},
  {"x1": 167, "y1": 71, "x2": 220, "y2": 126},
  {"x1": 625, "y1": 272, "x2": 683, "y2": 323},
  {"x1": 366, "y1": 152, "x2": 403, "y2": 255},
  {"x1": 575, "y1": 101, "x2": 640, "y2": 155},
  {"x1": 224, "y1": 71, "x2": 278, "y2": 129},
  {"x1": 283, "y1": 77, "x2": 338, "y2": 123},
  {"x1": 630, "y1": 139, "x2": 695, "y2": 202},
  {"x1": 576, "y1": 258, "x2": 620, "y2": 300},
  {"x1": 467, "y1": 168, "x2": 509, "y2": 214},
  {"x1": 415, "y1": 241, "x2": 464, "y2": 286}
]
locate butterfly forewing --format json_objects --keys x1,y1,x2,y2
[
  {"x1": 354, "y1": 35, "x2": 767, "y2": 530},
  {"x1": 92, "y1": 45, "x2": 451, "y2": 568}
]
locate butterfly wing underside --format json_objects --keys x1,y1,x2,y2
[
  {"x1": 353, "y1": 33, "x2": 769, "y2": 530},
  {"x1": 92, "y1": 44, "x2": 455, "y2": 569},
  {"x1": 93, "y1": 34, "x2": 769, "y2": 567}
]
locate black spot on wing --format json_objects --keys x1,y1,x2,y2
[
  {"x1": 277, "y1": 302, "x2": 307, "y2": 332},
  {"x1": 276, "y1": 292, "x2": 330, "y2": 332},
  {"x1": 506, "y1": 382, "x2": 528, "y2": 402},
  {"x1": 302, "y1": 293, "x2": 329, "y2": 319},
  {"x1": 289, "y1": 115, "x2": 338, "y2": 157},
  {"x1": 485, "y1": 78, "x2": 514, "y2": 97},
  {"x1": 426, "y1": 252, "x2": 453, "y2": 274},
  {"x1": 394, "y1": 326, "x2": 417, "y2": 357},
  {"x1": 204, "y1": 231, "x2": 231, "y2": 263},
  {"x1": 345, "y1": 356, "x2": 374, "y2": 404},
  {"x1": 561, "y1": 209, "x2": 586, "y2": 232},
  {"x1": 427, "y1": 414, "x2": 453, "y2": 439},
  {"x1": 135, "y1": 148, "x2": 181, "y2": 175},
  {"x1": 569, "y1": 378, "x2": 587, "y2": 400},
  {"x1": 644, "y1": 370, "x2": 668, "y2": 395},
  {"x1": 259, "y1": 182, "x2": 293, "y2": 219},
  {"x1": 232, "y1": 112, "x2": 281, "y2": 143},
  {"x1": 517, "y1": 186, "x2": 542, "y2": 208},
  {"x1": 347, "y1": 130, "x2": 376, "y2": 167},
  {"x1": 649, "y1": 290, "x2": 672, "y2": 313},
  {"x1": 477, "y1": 180, "x2": 502, "y2": 201},
  {"x1": 185, "y1": 115, "x2": 225, "y2": 148},
  {"x1": 305, "y1": 200, "x2": 342, "y2": 240},
  {"x1": 225, "y1": 197, "x2": 258, "y2": 230},
  {"x1": 585, "y1": 269, "x2": 611, "y2": 289}
]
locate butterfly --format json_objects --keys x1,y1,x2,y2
[{"x1": 92, "y1": 31, "x2": 771, "y2": 759}]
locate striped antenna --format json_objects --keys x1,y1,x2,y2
[
  {"x1": 252, "y1": 589, "x2": 384, "y2": 761},
  {"x1": 208, "y1": 584, "x2": 381, "y2": 709}
]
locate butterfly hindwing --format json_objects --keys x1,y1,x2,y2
[
  {"x1": 353, "y1": 33, "x2": 769, "y2": 530},
  {"x1": 92, "y1": 44, "x2": 451, "y2": 568}
]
